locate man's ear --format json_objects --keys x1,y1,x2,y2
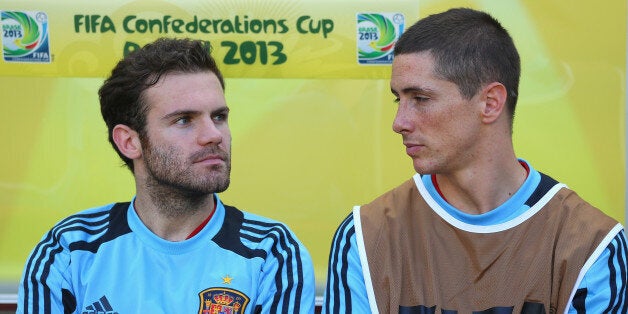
[
  {"x1": 481, "y1": 82, "x2": 508, "y2": 124},
  {"x1": 112, "y1": 124, "x2": 142, "y2": 160}
]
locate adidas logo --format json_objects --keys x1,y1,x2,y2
[{"x1": 82, "y1": 295, "x2": 118, "y2": 314}]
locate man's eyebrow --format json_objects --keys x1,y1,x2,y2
[
  {"x1": 393, "y1": 86, "x2": 435, "y2": 95},
  {"x1": 161, "y1": 110, "x2": 199, "y2": 120},
  {"x1": 160, "y1": 105, "x2": 230, "y2": 121},
  {"x1": 211, "y1": 106, "x2": 230, "y2": 115}
]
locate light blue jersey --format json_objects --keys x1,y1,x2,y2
[
  {"x1": 324, "y1": 161, "x2": 628, "y2": 313},
  {"x1": 18, "y1": 195, "x2": 315, "y2": 314}
]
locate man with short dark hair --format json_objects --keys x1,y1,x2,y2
[
  {"x1": 324, "y1": 8, "x2": 627, "y2": 313},
  {"x1": 18, "y1": 37, "x2": 315, "y2": 314}
]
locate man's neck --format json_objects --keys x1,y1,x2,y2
[
  {"x1": 134, "y1": 186, "x2": 215, "y2": 242},
  {"x1": 434, "y1": 158, "x2": 528, "y2": 215}
]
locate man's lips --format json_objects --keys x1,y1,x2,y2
[
  {"x1": 191, "y1": 149, "x2": 228, "y2": 165},
  {"x1": 194, "y1": 155, "x2": 225, "y2": 164},
  {"x1": 404, "y1": 142, "x2": 423, "y2": 156}
]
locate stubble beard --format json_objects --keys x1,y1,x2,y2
[{"x1": 141, "y1": 135, "x2": 231, "y2": 217}]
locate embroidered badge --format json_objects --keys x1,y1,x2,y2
[{"x1": 198, "y1": 287, "x2": 249, "y2": 314}]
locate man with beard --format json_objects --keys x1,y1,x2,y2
[{"x1": 17, "y1": 38, "x2": 315, "y2": 314}]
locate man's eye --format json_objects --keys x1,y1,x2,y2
[
  {"x1": 175, "y1": 117, "x2": 190, "y2": 125},
  {"x1": 213, "y1": 113, "x2": 228, "y2": 122}
]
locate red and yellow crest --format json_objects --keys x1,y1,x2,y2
[{"x1": 198, "y1": 287, "x2": 250, "y2": 314}]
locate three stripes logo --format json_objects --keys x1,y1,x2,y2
[{"x1": 82, "y1": 295, "x2": 118, "y2": 314}]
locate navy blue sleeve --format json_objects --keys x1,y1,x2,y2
[
  {"x1": 323, "y1": 213, "x2": 372, "y2": 313},
  {"x1": 569, "y1": 229, "x2": 628, "y2": 312}
]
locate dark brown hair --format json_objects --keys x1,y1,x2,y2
[
  {"x1": 394, "y1": 8, "x2": 520, "y2": 123},
  {"x1": 98, "y1": 38, "x2": 224, "y2": 171}
]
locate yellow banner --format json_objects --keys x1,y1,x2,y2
[
  {"x1": 0, "y1": 0, "x2": 625, "y2": 297},
  {"x1": 1, "y1": 0, "x2": 417, "y2": 78}
]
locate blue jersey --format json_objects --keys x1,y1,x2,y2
[
  {"x1": 18, "y1": 195, "x2": 315, "y2": 314},
  {"x1": 324, "y1": 161, "x2": 628, "y2": 313}
]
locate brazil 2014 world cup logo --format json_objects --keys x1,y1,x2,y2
[
  {"x1": 356, "y1": 13, "x2": 404, "y2": 65},
  {"x1": 1, "y1": 11, "x2": 51, "y2": 63}
]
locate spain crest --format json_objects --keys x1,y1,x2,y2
[{"x1": 198, "y1": 287, "x2": 250, "y2": 314}]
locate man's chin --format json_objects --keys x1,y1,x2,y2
[
  {"x1": 177, "y1": 182, "x2": 230, "y2": 196},
  {"x1": 202, "y1": 175, "x2": 230, "y2": 194},
  {"x1": 412, "y1": 160, "x2": 437, "y2": 175},
  {"x1": 212, "y1": 179, "x2": 230, "y2": 194}
]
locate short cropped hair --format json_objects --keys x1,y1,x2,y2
[
  {"x1": 99, "y1": 38, "x2": 224, "y2": 171},
  {"x1": 394, "y1": 8, "x2": 520, "y2": 122}
]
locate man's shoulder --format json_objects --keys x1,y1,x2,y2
[
  {"x1": 360, "y1": 177, "x2": 419, "y2": 213},
  {"x1": 220, "y1": 204, "x2": 304, "y2": 244},
  {"x1": 551, "y1": 187, "x2": 619, "y2": 229},
  {"x1": 51, "y1": 202, "x2": 124, "y2": 228},
  {"x1": 217, "y1": 204, "x2": 311, "y2": 261},
  {"x1": 45, "y1": 202, "x2": 131, "y2": 250},
  {"x1": 525, "y1": 173, "x2": 621, "y2": 252},
  {"x1": 222, "y1": 204, "x2": 291, "y2": 228}
]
